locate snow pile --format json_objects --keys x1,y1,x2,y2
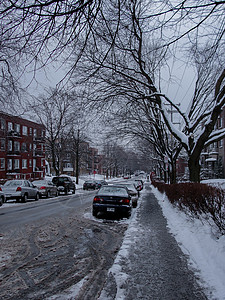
[
  {"x1": 201, "y1": 179, "x2": 225, "y2": 190},
  {"x1": 98, "y1": 206, "x2": 140, "y2": 300},
  {"x1": 151, "y1": 186, "x2": 225, "y2": 300}
]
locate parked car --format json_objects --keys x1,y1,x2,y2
[
  {"x1": 92, "y1": 185, "x2": 132, "y2": 218},
  {"x1": 133, "y1": 179, "x2": 144, "y2": 191},
  {"x1": 32, "y1": 180, "x2": 58, "y2": 198},
  {"x1": 116, "y1": 183, "x2": 138, "y2": 207},
  {"x1": 2, "y1": 180, "x2": 40, "y2": 203},
  {"x1": 83, "y1": 180, "x2": 98, "y2": 190},
  {"x1": 0, "y1": 187, "x2": 6, "y2": 206},
  {"x1": 52, "y1": 176, "x2": 76, "y2": 195},
  {"x1": 95, "y1": 180, "x2": 108, "y2": 189}
]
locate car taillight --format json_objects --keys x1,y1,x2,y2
[
  {"x1": 16, "y1": 187, "x2": 22, "y2": 191},
  {"x1": 120, "y1": 198, "x2": 130, "y2": 204},
  {"x1": 40, "y1": 186, "x2": 46, "y2": 190},
  {"x1": 0, "y1": 187, "x2": 2, "y2": 191},
  {"x1": 93, "y1": 196, "x2": 103, "y2": 203}
]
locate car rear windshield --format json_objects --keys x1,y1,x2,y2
[
  {"x1": 33, "y1": 180, "x2": 46, "y2": 185},
  {"x1": 4, "y1": 180, "x2": 24, "y2": 186},
  {"x1": 53, "y1": 177, "x2": 68, "y2": 183},
  {"x1": 98, "y1": 186, "x2": 128, "y2": 197}
]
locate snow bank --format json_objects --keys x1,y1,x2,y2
[{"x1": 151, "y1": 187, "x2": 225, "y2": 300}]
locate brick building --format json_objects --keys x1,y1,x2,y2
[{"x1": 0, "y1": 112, "x2": 45, "y2": 181}]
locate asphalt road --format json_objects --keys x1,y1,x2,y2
[
  {"x1": 0, "y1": 190, "x2": 128, "y2": 300},
  {"x1": 0, "y1": 191, "x2": 96, "y2": 228}
]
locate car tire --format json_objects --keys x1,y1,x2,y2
[
  {"x1": 72, "y1": 188, "x2": 75, "y2": 194},
  {"x1": 35, "y1": 193, "x2": 40, "y2": 201},
  {"x1": 92, "y1": 210, "x2": 98, "y2": 217},
  {"x1": 0, "y1": 196, "x2": 3, "y2": 206},
  {"x1": 55, "y1": 190, "x2": 59, "y2": 197},
  {"x1": 22, "y1": 194, "x2": 28, "y2": 203},
  {"x1": 125, "y1": 210, "x2": 131, "y2": 218}
]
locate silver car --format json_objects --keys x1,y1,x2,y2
[
  {"x1": 2, "y1": 180, "x2": 40, "y2": 203},
  {"x1": 32, "y1": 180, "x2": 58, "y2": 198}
]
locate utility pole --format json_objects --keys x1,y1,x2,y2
[
  {"x1": 75, "y1": 129, "x2": 80, "y2": 185},
  {"x1": 165, "y1": 102, "x2": 181, "y2": 125}
]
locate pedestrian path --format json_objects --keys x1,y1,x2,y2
[{"x1": 99, "y1": 184, "x2": 207, "y2": 300}]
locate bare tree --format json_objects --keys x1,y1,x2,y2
[
  {"x1": 1, "y1": 0, "x2": 225, "y2": 183},
  {"x1": 28, "y1": 88, "x2": 77, "y2": 175},
  {"x1": 74, "y1": 0, "x2": 225, "y2": 182}
]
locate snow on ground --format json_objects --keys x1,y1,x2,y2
[
  {"x1": 98, "y1": 197, "x2": 141, "y2": 300},
  {"x1": 47, "y1": 275, "x2": 90, "y2": 300},
  {"x1": 151, "y1": 184, "x2": 225, "y2": 300},
  {"x1": 201, "y1": 178, "x2": 225, "y2": 190}
]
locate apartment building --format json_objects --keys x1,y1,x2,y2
[
  {"x1": 200, "y1": 107, "x2": 225, "y2": 179},
  {"x1": 0, "y1": 112, "x2": 45, "y2": 181}
]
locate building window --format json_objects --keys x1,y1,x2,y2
[
  {"x1": 0, "y1": 138, "x2": 5, "y2": 151},
  {"x1": 8, "y1": 140, "x2": 13, "y2": 151},
  {"x1": 0, "y1": 118, "x2": 6, "y2": 130},
  {"x1": 41, "y1": 158, "x2": 45, "y2": 167},
  {"x1": 22, "y1": 126, "x2": 28, "y2": 136},
  {"x1": 14, "y1": 141, "x2": 20, "y2": 152},
  {"x1": 7, "y1": 159, "x2": 12, "y2": 170},
  {"x1": 14, "y1": 159, "x2": 20, "y2": 169},
  {"x1": 15, "y1": 124, "x2": 20, "y2": 134},
  {"x1": 29, "y1": 127, "x2": 32, "y2": 135},
  {"x1": 8, "y1": 122, "x2": 13, "y2": 131},
  {"x1": 29, "y1": 144, "x2": 32, "y2": 151},
  {"x1": 33, "y1": 128, "x2": 37, "y2": 137},
  {"x1": 22, "y1": 159, "x2": 27, "y2": 169},
  {"x1": 21, "y1": 142, "x2": 27, "y2": 152},
  {"x1": 0, "y1": 158, "x2": 5, "y2": 169},
  {"x1": 33, "y1": 159, "x2": 36, "y2": 172},
  {"x1": 29, "y1": 159, "x2": 32, "y2": 167}
]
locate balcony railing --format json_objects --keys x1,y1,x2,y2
[
  {"x1": 33, "y1": 150, "x2": 44, "y2": 156},
  {"x1": 7, "y1": 150, "x2": 21, "y2": 155},
  {"x1": 33, "y1": 136, "x2": 45, "y2": 142},
  {"x1": 7, "y1": 130, "x2": 21, "y2": 137}
]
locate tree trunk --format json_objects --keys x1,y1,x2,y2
[
  {"x1": 75, "y1": 129, "x2": 80, "y2": 185},
  {"x1": 170, "y1": 160, "x2": 177, "y2": 184},
  {"x1": 51, "y1": 143, "x2": 59, "y2": 176},
  {"x1": 188, "y1": 157, "x2": 200, "y2": 182}
]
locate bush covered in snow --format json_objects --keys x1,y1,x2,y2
[{"x1": 151, "y1": 180, "x2": 225, "y2": 234}]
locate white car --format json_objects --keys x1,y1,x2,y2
[{"x1": 2, "y1": 180, "x2": 40, "y2": 203}]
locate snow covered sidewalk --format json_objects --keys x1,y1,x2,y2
[{"x1": 99, "y1": 183, "x2": 225, "y2": 300}]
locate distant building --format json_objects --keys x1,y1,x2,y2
[
  {"x1": 200, "y1": 107, "x2": 225, "y2": 179},
  {"x1": 0, "y1": 111, "x2": 45, "y2": 181}
]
